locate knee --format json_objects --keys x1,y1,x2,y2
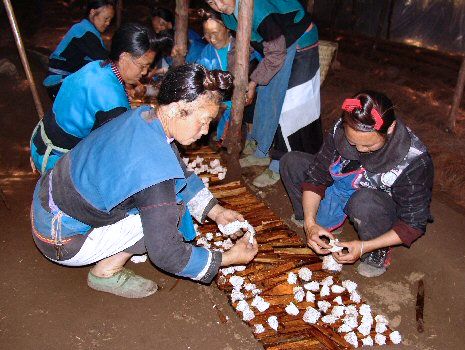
[
  {"x1": 279, "y1": 151, "x2": 312, "y2": 177},
  {"x1": 345, "y1": 188, "x2": 392, "y2": 219},
  {"x1": 280, "y1": 152, "x2": 298, "y2": 175}
]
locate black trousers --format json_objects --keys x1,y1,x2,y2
[{"x1": 280, "y1": 151, "x2": 397, "y2": 241}]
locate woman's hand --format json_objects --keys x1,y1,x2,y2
[
  {"x1": 332, "y1": 240, "x2": 363, "y2": 264},
  {"x1": 208, "y1": 204, "x2": 246, "y2": 239},
  {"x1": 305, "y1": 223, "x2": 334, "y2": 255},
  {"x1": 245, "y1": 81, "x2": 257, "y2": 105},
  {"x1": 221, "y1": 232, "x2": 258, "y2": 266}
]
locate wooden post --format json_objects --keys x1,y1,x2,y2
[
  {"x1": 386, "y1": 0, "x2": 395, "y2": 40},
  {"x1": 447, "y1": 56, "x2": 465, "y2": 133},
  {"x1": 350, "y1": 0, "x2": 357, "y2": 33},
  {"x1": 222, "y1": 0, "x2": 254, "y2": 157},
  {"x1": 372, "y1": 0, "x2": 390, "y2": 51},
  {"x1": 329, "y1": 0, "x2": 343, "y2": 38},
  {"x1": 173, "y1": 0, "x2": 189, "y2": 67},
  {"x1": 306, "y1": 0, "x2": 314, "y2": 15},
  {"x1": 3, "y1": 0, "x2": 44, "y2": 119},
  {"x1": 116, "y1": 0, "x2": 123, "y2": 28}
]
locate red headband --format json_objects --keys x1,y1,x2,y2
[{"x1": 341, "y1": 98, "x2": 384, "y2": 130}]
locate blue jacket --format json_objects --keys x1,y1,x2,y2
[
  {"x1": 44, "y1": 19, "x2": 108, "y2": 87},
  {"x1": 32, "y1": 107, "x2": 221, "y2": 283},
  {"x1": 31, "y1": 61, "x2": 130, "y2": 172}
]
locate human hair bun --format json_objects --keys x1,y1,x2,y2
[
  {"x1": 203, "y1": 70, "x2": 233, "y2": 95},
  {"x1": 197, "y1": 8, "x2": 211, "y2": 20}
]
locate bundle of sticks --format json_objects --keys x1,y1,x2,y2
[{"x1": 186, "y1": 147, "x2": 401, "y2": 350}]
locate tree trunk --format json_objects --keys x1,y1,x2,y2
[
  {"x1": 223, "y1": 0, "x2": 254, "y2": 160},
  {"x1": 386, "y1": 0, "x2": 395, "y2": 40},
  {"x1": 116, "y1": 0, "x2": 123, "y2": 28},
  {"x1": 306, "y1": 0, "x2": 314, "y2": 15},
  {"x1": 447, "y1": 56, "x2": 465, "y2": 133},
  {"x1": 329, "y1": 0, "x2": 343, "y2": 39},
  {"x1": 372, "y1": 0, "x2": 390, "y2": 51},
  {"x1": 173, "y1": 0, "x2": 189, "y2": 67}
]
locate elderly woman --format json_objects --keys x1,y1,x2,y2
[
  {"x1": 31, "y1": 22, "x2": 158, "y2": 173},
  {"x1": 44, "y1": 0, "x2": 116, "y2": 99},
  {"x1": 205, "y1": 0, "x2": 323, "y2": 187},
  {"x1": 196, "y1": 9, "x2": 261, "y2": 142},
  {"x1": 151, "y1": 7, "x2": 206, "y2": 64},
  {"x1": 280, "y1": 91, "x2": 434, "y2": 277},
  {"x1": 31, "y1": 64, "x2": 258, "y2": 298}
]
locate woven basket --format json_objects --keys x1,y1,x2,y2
[{"x1": 319, "y1": 40, "x2": 338, "y2": 85}]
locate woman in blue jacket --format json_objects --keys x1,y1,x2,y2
[
  {"x1": 150, "y1": 7, "x2": 206, "y2": 65},
  {"x1": 31, "y1": 22, "x2": 158, "y2": 173},
  {"x1": 205, "y1": 0, "x2": 323, "y2": 188},
  {"x1": 31, "y1": 64, "x2": 258, "y2": 298},
  {"x1": 44, "y1": 0, "x2": 116, "y2": 100}
]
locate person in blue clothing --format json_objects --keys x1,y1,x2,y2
[
  {"x1": 196, "y1": 9, "x2": 261, "y2": 142},
  {"x1": 196, "y1": 9, "x2": 233, "y2": 142},
  {"x1": 150, "y1": 7, "x2": 206, "y2": 65},
  {"x1": 44, "y1": 0, "x2": 116, "y2": 100},
  {"x1": 31, "y1": 22, "x2": 158, "y2": 173},
  {"x1": 205, "y1": 0, "x2": 323, "y2": 188},
  {"x1": 31, "y1": 64, "x2": 258, "y2": 298}
]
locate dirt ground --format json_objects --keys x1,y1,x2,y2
[{"x1": 1, "y1": 1, "x2": 465, "y2": 349}]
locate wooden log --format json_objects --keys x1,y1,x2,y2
[
  {"x1": 259, "y1": 331, "x2": 317, "y2": 347},
  {"x1": 249, "y1": 262, "x2": 305, "y2": 283},
  {"x1": 265, "y1": 338, "x2": 322, "y2": 350},
  {"x1": 416, "y1": 279, "x2": 425, "y2": 333}
]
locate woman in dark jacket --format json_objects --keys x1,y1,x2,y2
[
  {"x1": 280, "y1": 91, "x2": 434, "y2": 277},
  {"x1": 43, "y1": 0, "x2": 116, "y2": 99}
]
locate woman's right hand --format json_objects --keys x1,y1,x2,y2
[
  {"x1": 221, "y1": 232, "x2": 258, "y2": 266},
  {"x1": 305, "y1": 223, "x2": 334, "y2": 255}
]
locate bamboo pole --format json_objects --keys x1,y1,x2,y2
[
  {"x1": 223, "y1": 0, "x2": 254, "y2": 157},
  {"x1": 3, "y1": 0, "x2": 44, "y2": 119},
  {"x1": 447, "y1": 56, "x2": 465, "y2": 133},
  {"x1": 173, "y1": 0, "x2": 189, "y2": 67},
  {"x1": 116, "y1": 0, "x2": 123, "y2": 28}
]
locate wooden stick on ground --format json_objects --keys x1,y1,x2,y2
[
  {"x1": 416, "y1": 279, "x2": 425, "y2": 333},
  {"x1": 447, "y1": 56, "x2": 465, "y2": 133}
]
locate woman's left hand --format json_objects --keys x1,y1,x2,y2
[
  {"x1": 209, "y1": 205, "x2": 246, "y2": 239},
  {"x1": 332, "y1": 240, "x2": 363, "y2": 264},
  {"x1": 215, "y1": 207, "x2": 244, "y2": 226}
]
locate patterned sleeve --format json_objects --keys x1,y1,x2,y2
[{"x1": 171, "y1": 143, "x2": 218, "y2": 223}]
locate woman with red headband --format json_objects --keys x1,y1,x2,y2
[{"x1": 280, "y1": 91, "x2": 434, "y2": 277}]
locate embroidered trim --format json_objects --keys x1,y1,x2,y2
[
  {"x1": 110, "y1": 62, "x2": 129, "y2": 101},
  {"x1": 187, "y1": 187, "x2": 214, "y2": 222}
]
